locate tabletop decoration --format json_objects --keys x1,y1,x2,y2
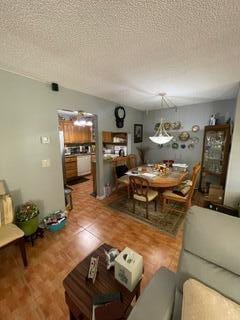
[
  {"x1": 104, "y1": 248, "x2": 120, "y2": 270},
  {"x1": 153, "y1": 163, "x2": 170, "y2": 176}
]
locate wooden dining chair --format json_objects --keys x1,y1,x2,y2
[
  {"x1": 127, "y1": 154, "x2": 137, "y2": 170},
  {"x1": 129, "y1": 176, "x2": 158, "y2": 219},
  {"x1": 0, "y1": 193, "x2": 28, "y2": 267},
  {"x1": 162, "y1": 163, "x2": 201, "y2": 211},
  {"x1": 112, "y1": 156, "x2": 130, "y2": 197}
]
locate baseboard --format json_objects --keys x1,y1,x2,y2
[{"x1": 96, "y1": 194, "x2": 106, "y2": 200}]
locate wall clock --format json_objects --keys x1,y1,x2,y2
[{"x1": 115, "y1": 106, "x2": 126, "y2": 128}]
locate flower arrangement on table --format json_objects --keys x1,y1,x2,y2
[{"x1": 153, "y1": 163, "x2": 170, "y2": 176}]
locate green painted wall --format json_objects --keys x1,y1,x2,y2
[{"x1": 0, "y1": 69, "x2": 143, "y2": 217}]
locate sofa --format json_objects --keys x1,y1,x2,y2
[{"x1": 128, "y1": 205, "x2": 240, "y2": 320}]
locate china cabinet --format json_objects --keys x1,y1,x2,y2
[{"x1": 199, "y1": 124, "x2": 231, "y2": 192}]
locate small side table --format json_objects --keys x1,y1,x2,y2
[{"x1": 63, "y1": 244, "x2": 142, "y2": 320}]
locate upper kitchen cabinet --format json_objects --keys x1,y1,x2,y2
[
  {"x1": 60, "y1": 120, "x2": 92, "y2": 144},
  {"x1": 102, "y1": 131, "x2": 112, "y2": 143},
  {"x1": 102, "y1": 131, "x2": 127, "y2": 145}
]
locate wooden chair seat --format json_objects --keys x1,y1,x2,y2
[
  {"x1": 129, "y1": 176, "x2": 158, "y2": 219},
  {"x1": 0, "y1": 184, "x2": 28, "y2": 267},
  {"x1": 162, "y1": 163, "x2": 201, "y2": 211},
  {"x1": 0, "y1": 223, "x2": 24, "y2": 247},
  {"x1": 117, "y1": 175, "x2": 129, "y2": 185},
  {"x1": 134, "y1": 189, "x2": 158, "y2": 202}
]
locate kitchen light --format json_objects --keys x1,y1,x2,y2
[
  {"x1": 74, "y1": 119, "x2": 86, "y2": 126},
  {"x1": 86, "y1": 121, "x2": 93, "y2": 126}
]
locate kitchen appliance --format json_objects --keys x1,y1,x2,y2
[
  {"x1": 77, "y1": 155, "x2": 91, "y2": 176},
  {"x1": 114, "y1": 145, "x2": 127, "y2": 156},
  {"x1": 119, "y1": 148, "x2": 125, "y2": 157}
]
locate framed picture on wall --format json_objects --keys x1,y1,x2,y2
[{"x1": 134, "y1": 124, "x2": 143, "y2": 143}]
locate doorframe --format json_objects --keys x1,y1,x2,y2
[{"x1": 57, "y1": 110, "x2": 102, "y2": 198}]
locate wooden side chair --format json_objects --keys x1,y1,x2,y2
[
  {"x1": 112, "y1": 156, "x2": 130, "y2": 197},
  {"x1": 0, "y1": 191, "x2": 28, "y2": 267},
  {"x1": 162, "y1": 163, "x2": 201, "y2": 211},
  {"x1": 129, "y1": 176, "x2": 158, "y2": 219},
  {"x1": 127, "y1": 154, "x2": 137, "y2": 170}
]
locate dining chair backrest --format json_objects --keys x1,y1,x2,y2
[
  {"x1": 127, "y1": 154, "x2": 137, "y2": 170},
  {"x1": 0, "y1": 196, "x2": 16, "y2": 225},
  {"x1": 112, "y1": 156, "x2": 128, "y2": 179},
  {"x1": 188, "y1": 163, "x2": 201, "y2": 199},
  {"x1": 129, "y1": 176, "x2": 149, "y2": 200}
]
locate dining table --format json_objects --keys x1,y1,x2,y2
[{"x1": 126, "y1": 166, "x2": 188, "y2": 189}]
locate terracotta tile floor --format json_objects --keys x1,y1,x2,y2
[{"x1": 0, "y1": 177, "x2": 184, "y2": 319}]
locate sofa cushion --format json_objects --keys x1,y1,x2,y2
[
  {"x1": 184, "y1": 206, "x2": 240, "y2": 276},
  {"x1": 181, "y1": 279, "x2": 240, "y2": 320}
]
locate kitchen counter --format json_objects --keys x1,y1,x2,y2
[{"x1": 65, "y1": 153, "x2": 92, "y2": 158}]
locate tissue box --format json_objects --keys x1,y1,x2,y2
[{"x1": 114, "y1": 247, "x2": 143, "y2": 292}]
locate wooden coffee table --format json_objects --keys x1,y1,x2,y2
[{"x1": 63, "y1": 243, "x2": 142, "y2": 320}]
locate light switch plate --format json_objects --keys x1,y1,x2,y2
[
  {"x1": 41, "y1": 159, "x2": 51, "y2": 167},
  {"x1": 40, "y1": 136, "x2": 50, "y2": 144}
]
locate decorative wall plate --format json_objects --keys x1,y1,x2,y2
[
  {"x1": 192, "y1": 125, "x2": 200, "y2": 132},
  {"x1": 191, "y1": 137, "x2": 200, "y2": 144},
  {"x1": 172, "y1": 121, "x2": 182, "y2": 130},
  {"x1": 180, "y1": 144, "x2": 186, "y2": 149},
  {"x1": 164, "y1": 122, "x2": 172, "y2": 130},
  {"x1": 179, "y1": 131, "x2": 190, "y2": 141},
  {"x1": 172, "y1": 142, "x2": 179, "y2": 149},
  {"x1": 188, "y1": 143, "x2": 194, "y2": 149}
]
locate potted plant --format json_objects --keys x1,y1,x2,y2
[{"x1": 16, "y1": 202, "x2": 39, "y2": 236}]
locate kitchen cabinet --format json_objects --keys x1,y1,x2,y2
[
  {"x1": 60, "y1": 120, "x2": 92, "y2": 144},
  {"x1": 77, "y1": 155, "x2": 91, "y2": 176},
  {"x1": 102, "y1": 131, "x2": 112, "y2": 143},
  {"x1": 65, "y1": 156, "x2": 77, "y2": 180}
]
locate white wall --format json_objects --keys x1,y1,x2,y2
[
  {"x1": 225, "y1": 87, "x2": 240, "y2": 206},
  {"x1": 0, "y1": 69, "x2": 143, "y2": 217}
]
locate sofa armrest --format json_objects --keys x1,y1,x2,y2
[{"x1": 128, "y1": 267, "x2": 177, "y2": 320}]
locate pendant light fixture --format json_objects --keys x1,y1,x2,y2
[{"x1": 149, "y1": 93, "x2": 176, "y2": 145}]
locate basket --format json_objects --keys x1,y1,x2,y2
[{"x1": 47, "y1": 218, "x2": 67, "y2": 232}]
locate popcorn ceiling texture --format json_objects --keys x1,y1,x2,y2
[{"x1": 0, "y1": 0, "x2": 240, "y2": 109}]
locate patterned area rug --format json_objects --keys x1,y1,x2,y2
[{"x1": 108, "y1": 196, "x2": 186, "y2": 236}]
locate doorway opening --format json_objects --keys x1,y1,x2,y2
[{"x1": 57, "y1": 109, "x2": 98, "y2": 210}]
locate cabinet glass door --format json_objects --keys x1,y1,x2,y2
[{"x1": 203, "y1": 130, "x2": 226, "y2": 175}]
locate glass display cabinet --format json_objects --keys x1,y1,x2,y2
[{"x1": 199, "y1": 124, "x2": 231, "y2": 193}]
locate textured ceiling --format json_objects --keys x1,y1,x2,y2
[{"x1": 0, "y1": 0, "x2": 240, "y2": 110}]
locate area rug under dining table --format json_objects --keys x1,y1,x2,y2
[{"x1": 108, "y1": 195, "x2": 186, "y2": 237}]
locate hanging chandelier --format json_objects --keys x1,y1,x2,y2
[{"x1": 149, "y1": 93, "x2": 176, "y2": 145}]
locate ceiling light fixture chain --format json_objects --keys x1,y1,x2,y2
[{"x1": 149, "y1": 92, "x2": 175, "y2": 145}]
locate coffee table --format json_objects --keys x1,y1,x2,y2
[{"x1": 63, "y1": 243, "x2": 142, "y2": 320}]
